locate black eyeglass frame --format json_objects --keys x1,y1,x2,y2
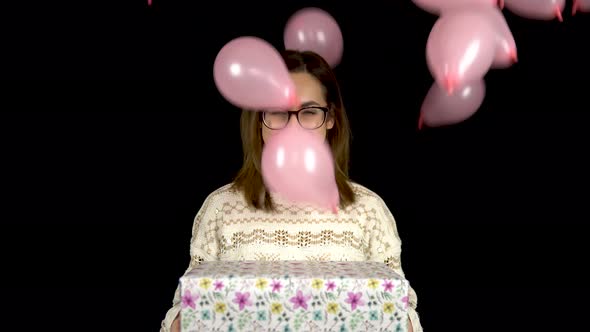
[{"x1": 261, "y1": 106, "x2": 330, "y2": 130}]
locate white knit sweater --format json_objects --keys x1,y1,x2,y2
[{"x1": 160, "y1": 182, "x2": 423, "y2": 332}]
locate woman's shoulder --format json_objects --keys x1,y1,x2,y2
[
  {"x1": 202, "y1": 183, "x2": 244, "y2": 205},
  {"x1": 348, "y1": 182, "x2": 397, "y2": 220},
  {"x1": 348, "y1": 181, "x2": 386, "y2": 206}
]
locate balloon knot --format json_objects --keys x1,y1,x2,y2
[
  {"x1": 418, "y1": 113, "x2": 424, "y2": 131},
  {"x1": 509, "y1": 49, "x2": 518, "y2": 63},
  {"x1": 288, "y1": 94, "x2": 299, "y2": 108},
  {"x1": 444, "y1": 76, "x2": 456, "y2": 96},
  {"x1": 555, "y1": 6, "x2": 563, "y2": 22}
]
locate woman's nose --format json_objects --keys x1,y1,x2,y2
[{"x1": 286, "y1": 113, "x2": 298, "y2": 127}]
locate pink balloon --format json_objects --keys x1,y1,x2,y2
[
  {"x1": 485, "y1": 7, "x2": 517, "y2": 69},
  {"x1": 426, "y1": 11, "x2": 497, "y2": 95},
  {"x1": 284, "y1": 7, "x2": 344, "y2": 68},
  {"x1": 503, "y1": 0, "x2": 566, "y2": 21},
  {"x1": 412, "y1": 0, "x2": 499, "y2": 15},
  {"x1": 419, "y1": 79, "x2": 486, "y2": 128},
  {"x1": 261, "y1": 124, "x2": 339, "y2": 213},
  {"x1": 446, "y1": 5, "x2": 517, "y2": 69},
  {"x1": 572, "y1": 0, "x2": 590, "y2": 15},
  {"x1": 213, "y1": 36, "x2": 298, "y2": 111}
]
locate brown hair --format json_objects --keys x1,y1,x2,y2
[{"x1": 231, "y1": 50, "x2": 356, "y2": 211}]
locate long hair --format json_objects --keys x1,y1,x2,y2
[{"x1": 231, "y1": 50, "x2": 355, "y2": 211}]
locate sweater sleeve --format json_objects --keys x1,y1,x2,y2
[
  {"x1": 159, "y1": 192, "x2": 221, "y2": 332},
  {"x1": 367, "y1": 196, "x2": 424, "y2": 332}
]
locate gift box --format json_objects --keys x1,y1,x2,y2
[{"x1": 179, "y1": 260, "x2": 409, "y2": 332}]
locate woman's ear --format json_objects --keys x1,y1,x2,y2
[
  {"x1": 327, "y1": 117, "x2": 335, "y2": 130},
  {"x1": 326, "y1": 106, "x2": 335, "y2": 130}
]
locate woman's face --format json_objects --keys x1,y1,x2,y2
[{"x1": 261, "y1": 72, "x2": 334, "y2": 144}]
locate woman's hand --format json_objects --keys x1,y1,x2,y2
[
  {"x1": 171, "y1": 315, "x2": 180, "y2": 332},
  {"x1": 407, "y1": 316, "x2": 414, "y2": 332}
]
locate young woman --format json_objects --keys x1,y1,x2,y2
[{"x1": 161, "y1": 50, "x2": 423, "y2": 332}]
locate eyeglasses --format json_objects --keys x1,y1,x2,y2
[{"x1": 262, "y1": 106, "x2": 329, "y2": 130}]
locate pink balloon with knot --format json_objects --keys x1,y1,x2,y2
[
  {"x1": 572, "y1": 0, "x2": 590, "y2": 15},
  {"x1": 213, "y1": 36, "x2": 298, "y2": 111},
  {"x1": 503, "y1": 0, "x2": 566, "y2": 22},
  {"x1": 445, "y1": 5, "x2": 518, "y2": 69},
  {"x1": 426, "y1": 10, "x2": 497, "y2": 95},
  {"x1": 261, "y1": 124, "x2": 339, "y2": 214},
  {"x1": 284, "y1": 7, "x2": 344, "y2": 68}
]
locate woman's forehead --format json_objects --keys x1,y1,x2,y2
[{"x1": 290, "y1": 72, "x2": 326, "y2": 104}]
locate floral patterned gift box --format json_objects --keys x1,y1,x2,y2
[{"x1": 179, "y1": 260, "x2": 409, "y2": 332}]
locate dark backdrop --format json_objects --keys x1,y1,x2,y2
[{"x1": 2, "y1": 0, "x2": 588, "y2": 331}]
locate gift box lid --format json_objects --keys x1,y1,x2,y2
[{"x1": 181, "y1": 260, "x2": 405, "y2": 280}]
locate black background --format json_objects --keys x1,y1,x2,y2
[{"x1": 2, "y1": 0, "x2": 589, "y2": 331}]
